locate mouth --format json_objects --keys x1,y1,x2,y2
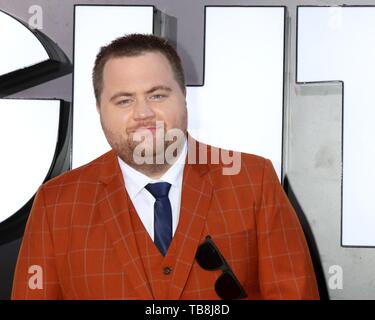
[
  {"x1": 128, "y1": 122, "x2": 167, "y2": 135},
  {"x1": 134, "y1": 126, "x2": 157, "y2": 133}
]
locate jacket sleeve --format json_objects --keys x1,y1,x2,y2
[
  {"x1": 256, "y1": 159, "x2": 320, "y2": 299},
  {"x1": 11, "y1": 186, "x2": 63, "y2": 299}
]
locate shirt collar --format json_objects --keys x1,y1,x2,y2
[{"x1": 118, "y1": 138, "x2": 187, "y2": 198}]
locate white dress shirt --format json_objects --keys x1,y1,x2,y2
[{"x1": 117, "y1": 139, "x2": 187, "y2": 241}]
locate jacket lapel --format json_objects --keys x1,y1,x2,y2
[
  {"x1": 167, "y1": 145, "x2": 213, "y2": 299},
  {"x1": 97, "y1": 151, "x2": 153, "y2": 300}
]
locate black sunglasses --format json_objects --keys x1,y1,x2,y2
[{"x1": 195, "y1": 235, "x2": 247, "y2": 300}]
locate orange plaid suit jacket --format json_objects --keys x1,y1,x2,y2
[{"x1": 12, "y1": 140, "x2": 319, "y2": 300}]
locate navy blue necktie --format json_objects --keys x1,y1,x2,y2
[{"x1": 145, "y1": 182, "x2": 172, "y2": 256}]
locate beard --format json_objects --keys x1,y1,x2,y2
[{"x1": 100, "y1": 114, "x2": 187, "y2": 177}]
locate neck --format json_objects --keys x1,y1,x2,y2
[
  {"x1": 127, "y1": 162, "x2": 172, "y2": 179},
  {"x1": 120, "y1": 138, "x2": 187, "y2": 179}
]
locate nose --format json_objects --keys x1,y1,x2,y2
[{"x1": 132, "y1": 97, "x2": 155, "y2": 121}]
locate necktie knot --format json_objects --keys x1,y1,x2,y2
[{"x1": 145, "y1": 182, "x2": 171, "y2": 200}]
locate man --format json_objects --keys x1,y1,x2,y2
[{"x1": 12, "y1": 34, "x2": 319, "y2": 299}]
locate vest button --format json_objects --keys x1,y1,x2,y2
[{"x1": 163, "y1": 266, "x2": 172, "y2": 275}]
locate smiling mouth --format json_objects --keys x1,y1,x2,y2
[
  {"x1": 133, "y1": 124, "x2": 166, "y2": 131},
  {"x1": 128, "y1": 121, "x2": 167, "y2": 134},
  {"x1": 133, "y1": 126, "x2": 157, "y2": 133}
]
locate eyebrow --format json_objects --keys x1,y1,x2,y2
[{"x1": 109, "y1": 85, "x2": 172, "y2": 102}]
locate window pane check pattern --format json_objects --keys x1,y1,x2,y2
[{"x1": 11, "y1": 139, "x2": 319, "y2": 300}]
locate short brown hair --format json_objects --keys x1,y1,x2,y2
[{"x1": 92, "y1": 33, "x2": 186, "y2": 104}]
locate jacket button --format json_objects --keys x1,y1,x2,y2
[{"x1": 163, "y1": 266, "x2": 172, "y2": 275}]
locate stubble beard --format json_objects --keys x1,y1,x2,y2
[{"x1": 101, "y1": 115, "x2": 187, "y2": 177}]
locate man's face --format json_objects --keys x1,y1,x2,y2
[{"x1": 97, "y1": 51, "x2": 187, "y2": 167}]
